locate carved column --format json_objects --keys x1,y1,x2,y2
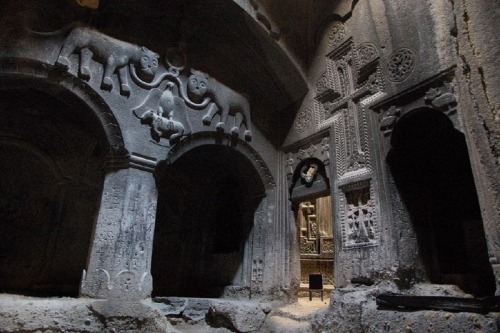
[{"x1": 80, "y1": 153, "x2": 158, "y2": 300}]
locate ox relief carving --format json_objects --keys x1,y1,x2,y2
[
  {"x1": 315, "y1": 38, "x2": 383, "y2": 180},
  {"x1": 55, "y1": 25, "x2": 160, "y2": 96},
  {"x1": 340, "y1": 180, "x2": 377, "y2": 249},
  {"x1": 49, "y1": 25, "x2": 253, "y2": 142},
  {"x1": 425, "y1": 82, "x2": 457, "y2": 115}
]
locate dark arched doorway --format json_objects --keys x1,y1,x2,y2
[
  {"x1": 152, "y1": 144, "x2": 265, "y2": 297},
  {"x1": 0, "y1": 87, "x2": 109, "y2": 297},
  {"x1": 387, "y1": 107, "x2": 495, "y2": 297},
  {"x1": 289, "y1": 158, "x2": 334, "y2": 298}
]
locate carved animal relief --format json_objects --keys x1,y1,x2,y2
[
  {"x1": 183, "y1": 70, "x2": 253, "y2": 141},
  {"x1": 55, "y1": 26, "x2": 159, "y2": 96},
  {"x1": 133, "y1": 83, "x2": 191, "y2": 145}
]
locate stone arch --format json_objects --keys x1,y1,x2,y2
[
  {"x1": 164, "y1": 132, "x2": 275, "y2": 192},
  {"x1": 152, "y1": 133, "x2": 274, "y2": 298},
  {"x1": 0, "y1": 58, "x2": 125, "y2": 154},
  {"x1": 0, "y1": 58, "x2": 126, "y2": 297},
  {"x1": 387, "y1": 107, "x2": 495, "y2": 296}
]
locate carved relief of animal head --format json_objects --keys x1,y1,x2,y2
[
  {"x1": 187, "y1": 70, "x2": 210, "y2": 102},
  {"x1": 138, "y1": 46, "x2": 159, "y2": 79}
]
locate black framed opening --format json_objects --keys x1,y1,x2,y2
[
  {"x1": 0, "y1": 87, "x2": 108, "y2": 297},
  {"x1": 387, "y1": 107, "x2": 495, "y2": 297},
  {"x1": 152, "y1": 145, "x2": 265, "y2": 298}
]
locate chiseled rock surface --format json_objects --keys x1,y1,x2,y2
[
  {"x1": 209, "y1": 299, "x2": 271, "y2": 332},
  {"x1": 0, "y1": 294, "x2": 172, "y2": 333},
  {"x1": 311, "y1": 285, "x2": 500, "y2": 333}
]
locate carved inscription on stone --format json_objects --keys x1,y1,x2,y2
[
  {"x1": 340, "y1": 180, "x2": 377, "y2": 249},
  {"x1": 386, "y1": 48, "x2": 416, "y2": 82}
]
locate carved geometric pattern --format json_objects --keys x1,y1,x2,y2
[
  {"x1": 340, "y1": 180, "x2": 378, "y2": 249},
  {"x1": 300, "y1": 236, "x2": 317, "y2": 254},
  {"x1": 316, "y1": 72, "x2": 329, "y2": 93},
  {"x1": 357, "y1": 43, "x2": 379, "y2": 68},
  {"x1": 321, "y1": 237, "x2": 334, "y2": 253},
  {"x1": 387, "y1": 48, "x2": 416, "y2": 82},
  {"x1": 300, "y1": 260, "x2": 334, "y2": 286},
  {"x1": 294, "y1": 106, "x2": 313, "y2": 133},
  {"x1": 327, "y1": 22, "x2": 346, "y2": 48}
]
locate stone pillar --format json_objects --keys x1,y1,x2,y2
[{"x1": 80, "y1": 153, "x2": 158, "y2": 300}]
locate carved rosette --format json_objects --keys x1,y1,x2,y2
[
  {"x1": 327, "y1": 22, "x2": 346, "y2": 48},
  {"x1": 339, "y1": 180, "x2": 378, "y2": 249},
  {"x1": 387, "y1": 48, "x2": 416, "y2": 82},
  {"x1": 294, "y1": 106, "x2": 313, "y2": 133},
  {"x1": 357, "y1": 43, "x2": 379, "y2": 68}
]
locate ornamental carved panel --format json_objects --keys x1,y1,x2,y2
[{"x1": 339, "y1": 180, "x2": 378, "y2": 249}]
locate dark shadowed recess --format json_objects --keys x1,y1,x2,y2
[
  {"x1": 152, "y1": 144, "x2": 265, "y2": 298},
  {"x1": 387, "y1": 107, "x2": 495, "y2": 297},
  {"x1": 0, "y1": 87, "x2": 108, "y2": 297}
]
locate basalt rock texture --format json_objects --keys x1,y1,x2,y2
[{"x1": 0, "y1": 0, "x2": 499, "y2": 332}]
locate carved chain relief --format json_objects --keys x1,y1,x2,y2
[
  {"x1": 52, "y1": 25, "x2": 252, "y2": 144},
  {"x1": 339, "y1": 180, "x2": 378, "y2": 249}
]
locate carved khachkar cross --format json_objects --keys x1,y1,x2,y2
[{"x1": 314, "y1": 38, "x2": 385, "y2": 179}]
